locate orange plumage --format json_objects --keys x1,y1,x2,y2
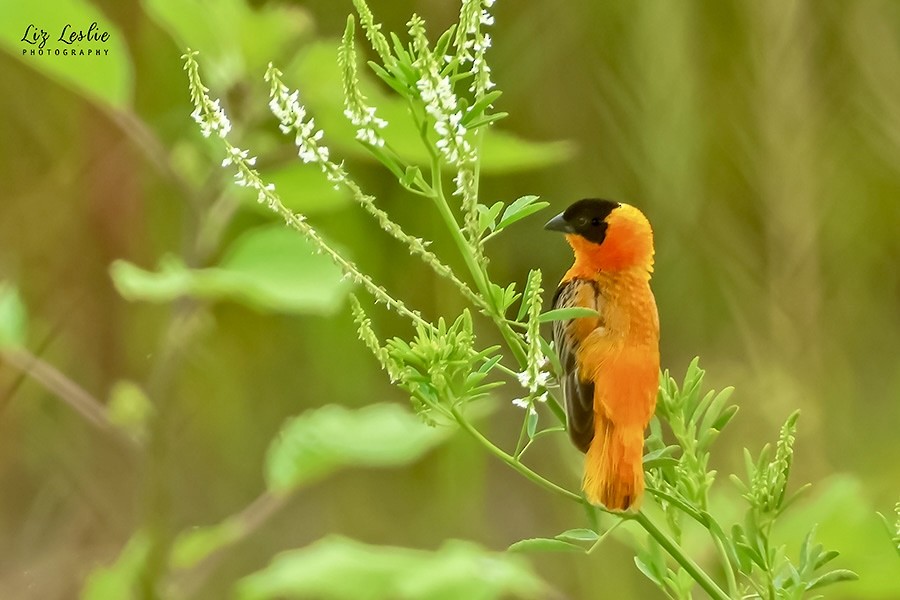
[{"x1": 545, "y1": 199, "x2": 659, "y2": 510}]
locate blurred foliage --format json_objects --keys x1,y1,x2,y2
[
  {"x1": 111, "y1": 225, "x2": 350, "y2": 314},
  {"x1": 235, "y1": 536, "x2": 547, "y2": 600},
  {"x1": 0, "y1": 0, "x2": 132, "y2": 107},
  {"x1": 264, "y1": 403, "x2": 448, "y2": 493},
  {"x1": 0, "y1": 0, "x2": 899, "y2": 599},
  {"x1": 0, "y1": 283, "x2": 27, "y2": 348}
]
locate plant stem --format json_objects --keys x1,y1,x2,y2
[
  {"x1": 449, "y1": 404, "x2": 581, "y2": 503},
  {"x1": 430, "y1": 161, "x2": 490, "y2": 296},
  {"x1": 713, "y1": 533, "x2": 739, "y2": 598},
  {"x1": 631, "y1": 511, "x2": 731, "y2": 600},
  {"x1": 170, "y1": 491, "x2": 288, "y2": 599},
  {"x1": 426, "y1": 156, "x2": 571, "y2": 427},
  {"x1": 0, "y1": 349, "x2": 137, "y2": 447},
  {"x1": 428, "y1": 159, "x2": 539, "y2": 380},
  {"x1": 140, "y1": 302, "x2": 204, "y2": 600},
  {"x1": 453, "y1": 402, "x2": 730, "y2": 599}
]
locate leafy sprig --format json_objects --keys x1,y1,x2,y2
[
  {"x1": 181, "y1": 2, "x2": 860, "y2": 599},
  {"x1": 643, "y1": 361, "x2": 856, "y2": 599}
]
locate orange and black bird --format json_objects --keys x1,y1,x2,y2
[{"x1": 545, "y1": 199, "x2": 659, "y2": 510}]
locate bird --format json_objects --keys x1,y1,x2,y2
[{"x1": 545, "y1": 199, "x2": 660, "y2": 510}]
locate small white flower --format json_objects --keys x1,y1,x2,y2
[
  {"x1": 343, "y1": 102, "x2": 388, "y2": 148},
  {"x1": 416, "y1": 65, "x2": 473, "y2": 166},
  {"x1": 512, "y1": 397, "x2": 529, "y2": 409},
  {"x1": 516, "y1": 371, "x2": 531, "y2": 389},
  {"x1": 266, "y1": 67, "x2": 337, "y2": 171}
]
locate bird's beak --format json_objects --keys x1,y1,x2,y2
[{"x1": 544, "y1": 212, "x2": 573, "y2": 233}]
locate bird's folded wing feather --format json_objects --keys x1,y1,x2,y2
[{"x1": 552, "y1": 278, "x2": 603, "y2": 453}]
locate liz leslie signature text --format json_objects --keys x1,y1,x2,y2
[{"x1": 20, "y1": 22, "x2": 110, "y2": 53}]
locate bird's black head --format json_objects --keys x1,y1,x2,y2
[{"x1": 544, "y1": 198, "x2": 620, "y2": 244}]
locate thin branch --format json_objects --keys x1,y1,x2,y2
[
  {"x1": 631, "y1": 511, "x2": 731, "y2": 600},
  {"x1": 0, "y1": 348, "x2": 138, "y2": 448},
  {"x1": 169, "y1": 491, "x2": 289, "y2": 599}
]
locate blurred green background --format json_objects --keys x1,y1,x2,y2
[{"x1": 1, "y1": 0, "x2": 898, "y2": 598}]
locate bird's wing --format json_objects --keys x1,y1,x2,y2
[{"x1": 552, "y1": 278, "x2": 603, "y2": 454}]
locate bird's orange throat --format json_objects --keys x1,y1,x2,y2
[{"x1": 564, "y1": 230, "x2": 654, "y2": 279}]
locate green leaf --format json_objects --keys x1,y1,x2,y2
[
  {"x1": 256, "y1": 163, "x2": 352, "y2": 214},
  {"x1": 400, "y1": 165, "x2": 423, "y2": 189},
  {"x1": 0, "y1": 282, "x2": 27, "y2": 348},
  {"x1": 515, "y1": 270, "x2": 540, "y2": 321},
  {"x1": 170, "y1": 519, "x2": 242, "y2": 570},
  {"x1": 433, "y1": 25, "x2": 458, "y2": 61},
  {"x1": 462, "y1": 93, "x2": 504, "y2": 129},
  {"x1": 686, "y1": 389, "x2": 716, "y2": 425},
  {"x1": 731, "y1": 538, "x2": 754, "y2": 573},
  {"x1": 806, "y1": 569, "x2": 859, "y2": 591},
  {"x1": 106, "y1": 381, "x2": 154, "y2": 441},
  {"x1": 236, "y1": 536, "x2": 547, "y2": 600},
  {"x1": 814, "y1": 549, "x2": 841, "y2": 570},
  {"x1": 0, "y1": 0, "x2": 131, "y2": 108},
  {"x1": 768, "y1": 476, "x2": 898, "y2": 597},
  {"x1": 555, "y1": 529, "x2": 599, "y2": 543},
  {"x1": 525, "y1": 408, "x2": 538, "y2": 440},
  {"x1": 466, "y1": 112, "x2": 509, "y2": 130},
  {"x1": 479, "y1": 135, "x2": 573, "y2": 173},
  {"x1": 508, "y1": 538, "x2": 584, "y2": 553},
  {"x1": 539, "y1": 337, "x2": 562, "y2": 378},
  {"x1": 487, "y1": 283, "x2": 508, "y2": 314},
  {"x1": 80, "y1": 531, "x2": 150, "y2": 600},
  {"x1": 642, "y1": 445, "x2": 679, "y2": 463},
  {"x1": 110, "y1": 225, "x2": 350, "y2": 314},
  {"x1": 495, "y1": 196, "x2": 550, "y2": 231},
  {"x1": 144, "y1": 0, "x2": 312, "y2": 90},
  {"x1": 736, "y1": 541, "x2": 766, "y2": 571},
  {"x1": 477, "y1": 201, "x2": 504, "y2": 236},
  {"x1": 538, "y1": 307, "x2": 600, "y2": 323},
  {"x1": 265, "y1": 403, "x2": 448, "y2": 493},
  {"x1": 698, "y1": 386, "x2": 734, "y2": 427},
  {"x1": 643, "y1": 456, "x2": 679, "y2": 470},
  {"x1": 711, "y1": 404, "x2": 739, "y2": 433},
  {"x1": 633, "y1": 556, "x2": 665, "y2": 586},
  {"x1": 799, "y1": 527, "x2": 817, "y2": 571},
  {"x1": 500, "y1": 283, "x2": 521, "y2": 312},
  {"x1": 368, "y1": 61, "x2": 407, "y2": 95}
]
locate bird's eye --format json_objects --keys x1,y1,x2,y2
[{"x1": 591, "y1": 217, "x2": 601, "y2": 226}]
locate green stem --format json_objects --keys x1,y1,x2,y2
[
  {"x1": 645, "y1": 488, "x2": 737, "y2": 596},
  {"x1": 428, "y1": 156, "x2": 537, "y2": 386},
  {"x1": 449, "y1": 405, "x2": 581, "y2": 503},
  {"x1": 453, "y1": 404, "x2": 728, "y2": 599},
  {"x1": 430, "y1": 168, "x2": 489, "y2": 295},
  {"x1": 713, "y1": 534, "x2": 739, "y2": 598},
  {"x1": 631, "y1": 511, "x2": 731, "y2": 600},
  {"x1": 545, "y1": 393, "x2": 568, "y2": 426},
  {"x1": 513, "y1": 409, "x2": 530, "y2": 457},
  {"x1": 415, "y1": 109, "x2": 554, "y2": 437},
  {"x1": 588, "y1": 519, "x2": 624, "y2": 554}
]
